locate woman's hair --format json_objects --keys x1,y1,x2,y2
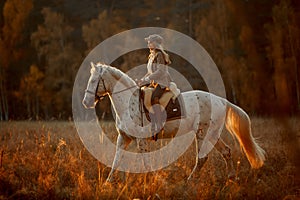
[
  {"x1": 157, "y1": 44, "x2": 171, "y2": 65},
  {"x1": 145, "y1": 34, "x2": 171, "y2": 65}
]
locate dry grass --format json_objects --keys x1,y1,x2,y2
[{"x1": 0, "y1": 118, "x2": 299, "y2": 199}]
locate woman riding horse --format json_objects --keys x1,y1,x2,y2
[{"x1": 139, "y1": 34, "x2": 180, "y2": 136}]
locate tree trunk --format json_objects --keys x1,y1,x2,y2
[
  {"x1": 230, "y1": 79, "x2": 237, "y2": 105},
  {"x1": 26, "y1": 94, "x2": 31, "y2": 119},
  {"x1": 287, "y1": 24, "x2": 300, "y2": 111},
  {"x1": 36, "y1": 95, "x2": 39, "y2": 120},
  {"x1": 274, "y1": 72, "x2": 290, "y2": 113},
  {"x1": 0, "y1": 78, "x2": 9, "y2": 121},
  {"x1": 0, "y1": 91, "x2": 3, "y2": 121}
]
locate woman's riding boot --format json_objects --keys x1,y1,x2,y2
[
  {"x1": 149, "y1": 112, "x2": 157, "y2": 140},
  {"x1": 154, "y1": 104, "x2": 166, "y2": 132},
  {"x1": 150, "y1": 104, "x2": 167, "y2": 141},
  {"x1": 149, "y1": 112, "x2": 156, "y2": 130}
]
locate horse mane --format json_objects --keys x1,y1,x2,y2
[{"x1": 96, "y1": 62, "x2": 136, "y2": 87}]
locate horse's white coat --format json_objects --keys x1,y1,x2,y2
[{"x1": 82, "y1": 63, "x2": 265, "y2": 182}]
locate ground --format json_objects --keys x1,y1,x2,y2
[{"x1": 0, "y1": 117, "x2": 299, "y2": 199}]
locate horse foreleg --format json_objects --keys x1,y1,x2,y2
[
  {"x1": 136, "y1": 138, "x2": 153, "y2": 171},
  {"x1": 214, "y1": 138, "x2": 236, "y2": 179},
  {"x1": 187, "y1": 131, "x2": 209, "y2": 180},
  {"x1": 106, "y1": 132, "x2": 131, "y2": 183}
]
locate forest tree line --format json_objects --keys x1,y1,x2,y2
[{"x1": 0, "y1": 0, "x2": 299, "y2": 120}]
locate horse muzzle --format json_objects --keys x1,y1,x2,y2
[{"x1": 82, "y1": 95, "x2": 96, "y2": 109}]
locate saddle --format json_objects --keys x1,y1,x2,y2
[{"x1": 140, "y1": 84, "x2": 185, "y2": 122}]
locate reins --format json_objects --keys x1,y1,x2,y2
[
  {"x1": 98, "y1": 74, "x2": 138, "y2": 96},
  {"x1": 111, "y1": 85, "x2": 138, "y2": 95}
]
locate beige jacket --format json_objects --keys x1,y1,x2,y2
[{"x1": 142, "y1": 50, "x2": 172, "y2": 88}]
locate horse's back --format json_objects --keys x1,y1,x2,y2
[
  {"x1": 181, "y1": 90, "x2": 228, "y2": 130},
  {"x1": 181, "y1": 90, "x2": 228, "y2": 113}
]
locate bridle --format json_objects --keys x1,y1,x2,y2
[
  {"x1": 85, "y1": 65, "x2": 143, "y2": 126},
  {"x1": 85, "y1": 70, "x2": 138, "y2": 101}
]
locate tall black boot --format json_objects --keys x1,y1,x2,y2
[
  {"x1": 149, "y1": 104, "x2": 161, "y2": 141},
  {"x1": 149, "y1": 110, "x2": 159, "y2": 141},
  {"x1": 149, "y1": 112, "x2": 157, "y2": 134},
  {"x1": 153, "y1": 104, "x2": 167, "y2": 133},
  {"x1": 149, "y1": 104, "x2": 167, "y2": 141}
]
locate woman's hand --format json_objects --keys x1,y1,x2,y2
[{"x1": 136, "y1": 77, "x2": 150, "y2": 86}]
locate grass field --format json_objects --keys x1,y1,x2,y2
[{"x1": 0, "y1": 117, "x2": 299, "y2": 199}]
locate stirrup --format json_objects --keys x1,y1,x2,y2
[{"x1": 152, "y1": 134, "x2": 158, "y2": 141}]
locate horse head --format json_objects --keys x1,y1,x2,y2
[{"x1": 82, "y1": 62, "x2": 108, "y2": 108}]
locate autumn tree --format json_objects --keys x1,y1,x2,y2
[
  {"x1": 193, "y1": 0, "x2": 281, "y2": 114},
  {"x1": 31, "y1": 7, "x2": 81, "y2": 118},
  {"x1": 15, "y1": 65, "x2": 44, "y2": 119},
  {"x1": 265, "y1": 0, "x2": 300, "y2": 113},
  {"x1": 194, "y1": 1, "x2": 242, "y2": 105},
  {"x1": 82, "y1": 9, "x2": 137, "y2": 73},
  {"x1": 82, "y1": 10, "x2": 128, "y2": 53},
  {"x1": 0, "y1": 0, "x2": 298, "y2": 118},
  {"x1": 0, "y1": 0, "x2": 33, "y2": 120}
]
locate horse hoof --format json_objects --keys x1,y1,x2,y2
[
  {"x1": 227, "y1": 172, "x2": 240, "y2": 183},
  {"x1": 105, "y1": 177, "x2": 114, "y2": 184},
  {"x1": 228, "y1": 175, "x2": 235, "y2": 180},
  {"x1": 197, "y1": 156, "x2": 208, "y2": 170}
]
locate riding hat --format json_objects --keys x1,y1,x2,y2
[{"x1": 144, "y1": 34, "x2": 163, "y2": 45}]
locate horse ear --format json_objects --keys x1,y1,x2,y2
[
  {"x1": 90, "y1": 62, "x2": 95, "y2": 69},
  {"x1": 90, "y1": 62, "x2": 96, "y2": 74}
]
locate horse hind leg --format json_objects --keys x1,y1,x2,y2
[
  {"x1": 187, "y1": 131, "x2": 209, "y2": 181},
  {"x1": 214, "y1": 138, "x2": 236, "y2": 179}
]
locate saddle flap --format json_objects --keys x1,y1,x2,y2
[{"x1": 140, "y1": 86, "x2": 185, "y2": 122}]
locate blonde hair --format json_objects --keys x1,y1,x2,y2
[{"x1": 157, "y1": 44, "x2": 171, "y2": 65}]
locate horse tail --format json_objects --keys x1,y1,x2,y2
[{"x1": 225, "y1": 102, "x2": 265, "y2": 169}]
